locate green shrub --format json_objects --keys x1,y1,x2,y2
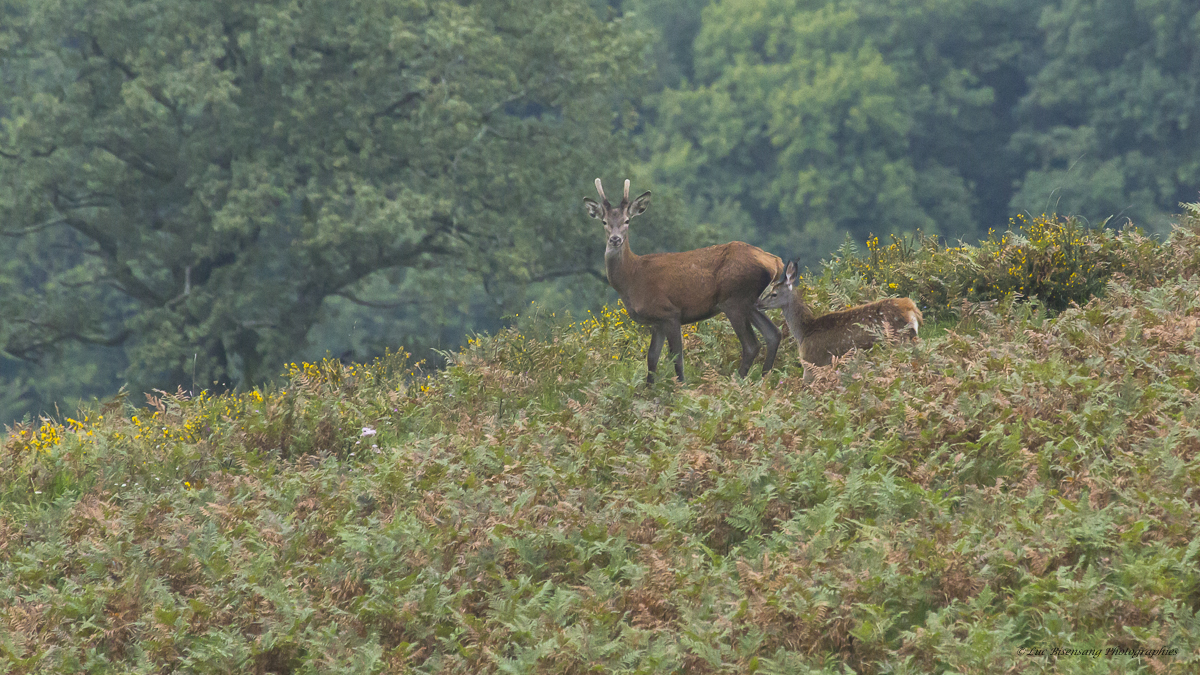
[{"x1": 828, "y1": 213, "x2": 1172, "y2": 317}]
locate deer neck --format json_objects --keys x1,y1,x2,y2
[
  {"x1": 604, "y1": 237, "x2": 639, "y2": 293},
  {"x1": 783, "y1": 291, "x2": 818, "y2": 341}
]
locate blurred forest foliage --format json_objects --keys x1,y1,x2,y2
[{"x1": 3, "y1": 0, "x2": 1199, "y2": 423}]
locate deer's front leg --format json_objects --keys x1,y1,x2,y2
[{"x1": 646, "y1": 327, "x2": 666, "y2": 384}]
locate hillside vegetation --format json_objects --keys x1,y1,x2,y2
[{"x1": 4, "y1": 207, "x2": 1200, "y2": 673}]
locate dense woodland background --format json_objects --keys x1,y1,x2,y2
[{"x1": 3, "y1": 0, "x2": 1199, "y2": 424}]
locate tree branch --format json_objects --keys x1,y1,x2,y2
[
  {"x1": 86, "y1": 35, "x2": 137, "y2": 80},
  {"x1": 84, "y1": 34, "x2": 177, "y2": 115},
  {"x1": 72, "y1": 328, "x2": 132, "y2": 348},
  {"x1": 328, "y1": 214, "x2": 458, "y2": 291},
  {"x1": 372, "y1": 91, "x2": 424, "y2": 121},
  {"x1": 483, "y1": 89, "x2": 528, "y2": 120},
  {"x1": 333, "y1": 290, "x2": 434, "y2": 310},
  {"x1": 0, "y1": 217, "x2": 68, "y2": 237},
  {"x1": 61, "y1": 214, "x2": 163, "y2": 306},
  {"x1": 527, "y1": 267, "x2": 607, "y2": 284},
  {"x1": 2, "y1": 325, "x2": 131, "y2": 363},
  {"x1": 94, "y1": 141, "x2": 176, "y2": 182}
]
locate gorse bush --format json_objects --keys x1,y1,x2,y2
[
  {"x1": 828, "y1": 213, "x2": 1172, "y2": 316},
  {"x1": 3, "y1": 206, "x2": 1200, "y2": 673}
]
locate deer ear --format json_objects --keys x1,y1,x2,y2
[
  {"x1": 628, "y1": 191, "x2": 651, "y2": 217},
  {"x1": 583, "y1": 198, "x2": 605, "y2": 220},
  {"x1": 784, "y1": 261, "x2": 797, "y2": 285}
]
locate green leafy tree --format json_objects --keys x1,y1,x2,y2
[
  {"x1": 638, "y1": 0, "x2": 1196, "y2": 264},
  {"x1": 0, "y1": 0, "x2": 653, "y2": 420},
  {"x1": 641, "y1": 0, "x2": 1045, "y2": 266},
  {"x1": 620, "y1": 0, "x2": 713, "y2": 89},
  {"x1": 1009, "y1": 0, "x2": 1200, "y2": 231}
]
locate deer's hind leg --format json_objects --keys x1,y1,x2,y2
[{"x1": 666, "y1": 320, "x2": 685, "y2": 382}]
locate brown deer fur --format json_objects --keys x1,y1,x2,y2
[
  {"x1": 757, "y1": 261, "x2": 922, "y2": 380},
  {"x1": 584, "y1": 178, "x2": 783, "y2": 383}
]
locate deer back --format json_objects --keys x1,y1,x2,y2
[
  {"x1": 613, "y1": 241, "x2": 781, "y2": 325},
  {"x1": 799, "y1": 297, "x2": 922, "y2": 366}
]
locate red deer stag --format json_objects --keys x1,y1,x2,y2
[
  {"x1": 584, "y1": 178, "x2": 783, "y2": 383},
  {"x1": 757, "y1": 261, "x2": 922, "y2": 382}
]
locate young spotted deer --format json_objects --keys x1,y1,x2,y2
[
  {"x1": 757, "y1": 261, "x2": 922, "y2": 381},
  {"x1": 584, "y1": 178, "x2": 783, "y2": 383}
]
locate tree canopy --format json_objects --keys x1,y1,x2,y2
[
  {"x1": 635, "y1": 0, "x2": 1199, "y2": 264},
  {"x1": 1009, "y1": 0, "x2": 1200, "y2": 223},
  {"x1": 1, "y1": 0, "x2": 660, "y2": 420}
]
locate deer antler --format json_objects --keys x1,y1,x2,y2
[
  {"x1": 623, "y1": 179, "x2": 631, "y2": 204},
  {"x1": 595, "y1": 178, "x2": 608, "y2": 204}
]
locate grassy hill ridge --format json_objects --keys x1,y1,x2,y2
[{"x1": 3, "y1": 209, "x2": 1200, "y2": 673}]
